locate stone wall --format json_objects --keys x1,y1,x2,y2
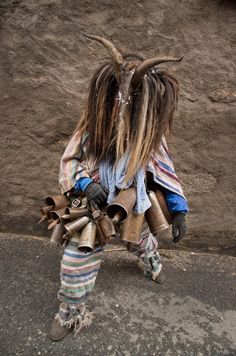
[{"x1": 0, "y1": 0, "x2": 235, "y2": 252}]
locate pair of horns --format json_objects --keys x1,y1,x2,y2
[{"x1": 84, "y1": 34, "x2": 183, "y2": 85}]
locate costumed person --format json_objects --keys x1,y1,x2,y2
[{"x1": 48, "y1": 35, "x2": 189, "y2": 341}]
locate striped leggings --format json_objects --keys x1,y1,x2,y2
[{"x1": 56, "y1": 225, "x2": 160, "y2": 326}]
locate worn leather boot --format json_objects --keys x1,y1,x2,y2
[
  {"x1": 152, "y1": 267, "x2": 165, "y2": 284},
  {"x1": 49, "y1": 317, "x2": 70, "y2": 341}
]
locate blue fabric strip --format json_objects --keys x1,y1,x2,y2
[
  {"x1": 75, "y1": 177, "x2": 93, "y2": 192},
  {"x1": 164, "y1": 189, "x2": 189, "y2": 214},
  {"x1": 61, "y1": 268, "x2": 101, "y2": 279},
  {"x1": 157, "y1": 159, "x2": 175, "y2": 174}
]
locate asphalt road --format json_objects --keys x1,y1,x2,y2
[{"x1": 0, "y1": 233, "x2": 235, "y2": 356}]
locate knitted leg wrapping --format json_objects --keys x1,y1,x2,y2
[{"x1": 142, "y1": 250, "x2": 162, "y2": 281}]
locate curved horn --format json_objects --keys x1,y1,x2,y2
[
  {"x1": 84, "y1": 34, "x2": 123, "y2": 65},
  {"x1": 132, "y1": 56, "x2": 183, "y2": 86}
]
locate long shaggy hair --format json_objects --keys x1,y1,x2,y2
[{"x1": 75, "y1": 54, "x2": 179, "y2": 182}]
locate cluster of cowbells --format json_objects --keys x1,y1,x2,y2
[{"x1": 39, "y1": 188, "x2": 172, "y2": 252}]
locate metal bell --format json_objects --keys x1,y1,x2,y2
[
  {"x1": 121, "y1": 212, "x2": 144, "y2": 245},
  {"x1": 45, "y1": 195, "x2": 70, "y2": 210},
  {"x1": 78, "y1": 221, "x2": 97, "y2": 252},
  {"x1": 50, "y1": 222, "x2": 66, "y2": 246},
  {"x1": 145, "y1": 191, "x2": 169, "y2": 235},
  {"x1": 106, "y1": 187, "x2": 136, "y2": 223},
  {"x1": 64, "y1": 216, "x2": 90, "y2": 235}
]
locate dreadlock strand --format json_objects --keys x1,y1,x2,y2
[
  {"x1": 158, "y1": 71, "x2": 179, "y2": 138},
  {"x1": 125, "y1": 77, "x2": 149, "y2": 182},
  {"x1": 95, "y1": 79, "x2": 107, "y2": 156},
  {"x1": 115, "y1": 70, "x2": 133, "y2": 163}
]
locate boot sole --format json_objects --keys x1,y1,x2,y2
[{"x1": 49, "y1": 328, "x2": 70, "y2": 342}]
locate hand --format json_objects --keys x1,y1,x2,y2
[
  {"x1": 85, "y1": 182, "x2": 108, "y2": 207},
  {"x1": 172, "y1": 213, "x2": 186, "y2": 243}
]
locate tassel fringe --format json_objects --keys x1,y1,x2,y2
[{"x1": 55, "y1": 304, "x2": 95, "y2": 337}]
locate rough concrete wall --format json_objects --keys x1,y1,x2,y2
[{"x1": 0, "y1": 0, "x2": 235, "y2": 251}]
